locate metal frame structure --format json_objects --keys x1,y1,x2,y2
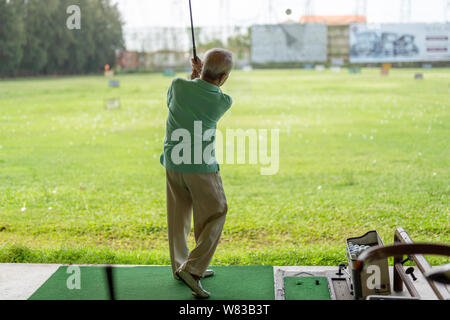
[
  {"x1": 355, "y1": 227, "x2": 450, "y2": 300},
  {"x1": 393, "y1": 227, "x2": 450, "y2": 300}
]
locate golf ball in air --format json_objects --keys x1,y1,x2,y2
[{"x1": 285, "y1": 9, "x2": 292, "y2": 15}]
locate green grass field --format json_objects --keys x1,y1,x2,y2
[{"x1": 0, "y1": 69, "x2": 448, "y2": 266}]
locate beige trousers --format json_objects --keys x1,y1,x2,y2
[{"x1": 166, "y1": 170, "x2": 228, "y2": 278}]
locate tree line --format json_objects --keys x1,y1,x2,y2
[{"x1": 0, "y1": 0, "x2": 124, "y2": 77}]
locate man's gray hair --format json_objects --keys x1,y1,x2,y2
[{"x1": 201, "y1": 48, "x2": 234, "y2": 81}]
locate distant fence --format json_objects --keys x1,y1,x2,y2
[
  {"x1": 117, "y1": 26, "x2": 250, "y2": 72},
  {"x1": 116, "y1": 23, "x2": 450, "y2": 72}
]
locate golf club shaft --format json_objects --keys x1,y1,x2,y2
[
  {"x1": 105, "y1": 266, "x2": 115, "y2": 300},
  {"x1": 189, "y1": 0, "x2": 197, "y2": 61}
]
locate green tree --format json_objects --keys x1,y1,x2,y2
[
  {"x1": 19, "y1": 0, "x2": 59, "y2": 74},
  {"x1": 198, "y1": 39, "x2": 225, "y2": 52},
  {"x1": 0, "y1": 0, "x2": 26, "y2": 75},
  {"x1": 227, "y1": 28, "x2": 251, "y2": 60},
  {"x1": 86, "y1": 0, "x2": 124, "y2": 71},
  {"x1": 65, "y1": 0, "x2": 96, "y2": 73},
  {"x1": 44, "y1": 0, "x2": 76, "y2": 73},
  {"x1": 0, "y1": 0, "x2": 124, "y2": 76},
  {"x1": 63, "y1": 0, "x2": 124, "y2": 73}
]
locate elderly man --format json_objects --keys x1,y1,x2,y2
[{"x1": 160, "y1": 48, "x2": 234, "y2": 298}]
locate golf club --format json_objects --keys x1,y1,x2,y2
[{"x1": 189, "y1": 0, "x2": 198, "y2": 62}]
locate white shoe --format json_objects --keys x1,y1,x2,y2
[
  {"x1": 202, "y1": 269, "x2": 215, "y2": 278},
  {"x1": 176, "y1": 270, "x2": 210, "y2": 299},
  {"x1": 174, "y1": 269, "x2": 214, "y2": 280}
]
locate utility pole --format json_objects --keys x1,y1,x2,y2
[
  {"x1": 219, "y1": 0, "x2": 226, "y2": 44},
  {"x1": 355, "y1": 0, "x2": 367, "y2": 17},
  {"x1": 400, "y1": 0, "x2": 412, "y2": 23},
  {"x1": 268, "y1": 0, "x2": 275, "y2": 24},
  {"x1": 304, "y1": 0, "x2": 313, "y2": 17},
  {"x1": 445, "y1": 0, "x2": 450, "y2": 22}
]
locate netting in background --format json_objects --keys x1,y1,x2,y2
[
  {"x1": 114, "y1": 0, "x2": 450, "y2": 72},
  {"x1": 116, "y1": 26, "x2": 251, "y2": 72}
]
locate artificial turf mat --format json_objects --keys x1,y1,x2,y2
[
  {"x1": 29, "y1": 265, "x2": 275, "y2": 300},
  {"x1": 283, "y1": 277, "x2": 331, "y2": 300}
]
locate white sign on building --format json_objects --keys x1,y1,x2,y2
[
  {"x1": 350, "y1": 23, "x2": 450, "y2": 63},
  {"x1": 251, "y1": 24, "x2": 328, "y2": 63}
]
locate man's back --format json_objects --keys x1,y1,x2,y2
[{"x1": 161, "y1": 77, "x2": 232, "y2": 173}]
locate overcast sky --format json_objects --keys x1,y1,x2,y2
[{"x1": 114, "y1": 0, "x2": 449, "y2": 29}]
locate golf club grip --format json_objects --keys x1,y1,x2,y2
[{"x1": 189, "y1": 0, "x2": 197, "y2": 61}]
